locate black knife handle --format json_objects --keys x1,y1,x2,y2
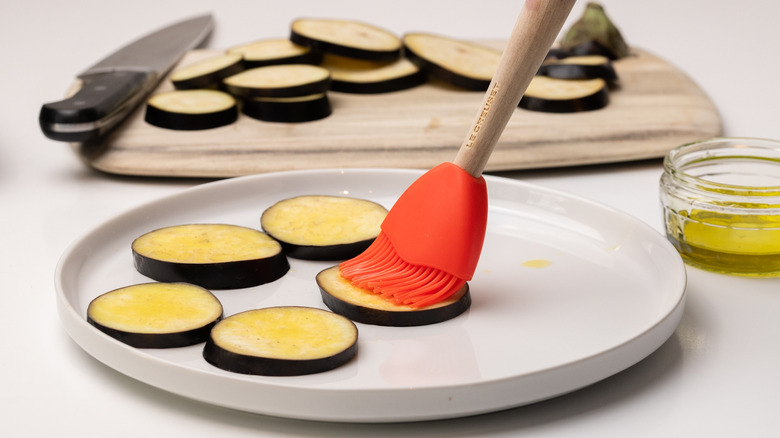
[{"x1": 39, "y1": 70, "x2": 153, "y2": 142}]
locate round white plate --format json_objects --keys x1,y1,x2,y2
[{"x1": 55, "y1": 168, "x2": 686, "y2": 423}]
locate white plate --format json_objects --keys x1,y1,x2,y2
[{"x1": 55, "y1": 168, "x2": 686, "y2": 423}]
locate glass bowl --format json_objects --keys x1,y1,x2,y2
[{"x1": 659, "y1": 137, "x2": 780, "y2": 276}]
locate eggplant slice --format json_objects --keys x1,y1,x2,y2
[
  {"x1": 170, "y1": 53, "x2": 245, "y2": 89},
  {"x1": 402, "y1": 32, "x2": 501, "y2": 91},
  {"x1": 290, "y1": 18, "x2": 402, "y2": 61},
  {"x1": 317, "y1": 266, "x2": 471, "y2": 327},
  {"x1": 321, "y1": 54, "x2": 427, "y2": 94},
  {"x1": 227, "y1": 38, "x2": 323, "y2": 67},
  {"x1": 132, "y1": 224, "x2": 289, "y2": 290},
  {"x1": 87, "y1": 282, "x2": 223, "y2": 349},
  {"x1": 145, "y1": 89, "x2": 238, "y2": 130},
  {"x1": 545, "y1": 47, "x2": 572, "y2": 60},
  {"x1": 519, "y1": 76, "x2": 609, "y2": 113},
  {"x1": 537, "y1": 55, "x2": 618, "y2": 83},
  {"x1": 261, "y1": 195, "x2": 388, "y2": 260},
  {"x1": 203, "y1": 306, "x2": 358, "y2": 376},
  {"x1": 242, "y1": 93, "x2": 332, "y2": 123},
  {"x1": 567, "y1": 39, "x2": 623, "y2": 59},
  {"x1": 223, "y1": 64, "x2": 332, "y2": 98}
]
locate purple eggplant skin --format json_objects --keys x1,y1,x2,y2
[
  {"x1": 317, "y1": 268, "x2": 471, "y2": 327},
  {"x1": 172, "y1": 59, "x2": 246, "y2": 90},
  {"x1": 290, "y1": 31, "x2": 400, "y2": 62},
  {"x1": 328, "y1": 70, "x2": 428, "y2": 94},
  {"x1": 404, "y1": 47, "x2": 490, "y2": 91},
  {"x1": 545, "y1": 47, "x2": 571, "y2": 60},
  {"x1": 133, "y1": 251, "x2": 289, "y2": 290},
  {"x1": 274, "y1": 237, "x2": 374, "y2": 261},
  {"x1": 144, "y1": 104, "x2": 238, "y2": 130},
  {"x1": 88, "y1": 316, "x2": 221, "y2": 349},
  {"x1": 223, "y1": 76, "x2": 332, "y2": 99},
  {"x1": 259, "y1": 195, "x2": 387, "y2": 258},
  {"x1": 519, "y1": 86, "x2": 610, "y2": 114},
  {"x1": 242, "y1": 94, "x2": 332, "y2": 123},
  {"x1": 242, "y1": 51, "x2": 323, "y2": 69},
  {"x1": 203, "y1": 336, "x2": 358, "y2": 376},
  {"x1": 569, "y1": 40, "x2": 620, "y2": 60},
  {"x1": 537, "y1": 62, "x2": 618, "y2": 83}
]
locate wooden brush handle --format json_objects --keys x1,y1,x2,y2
[{"x1": 453, "y1": 0, "x2": 577, "y2": 177}]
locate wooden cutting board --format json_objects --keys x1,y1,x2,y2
[{"x1": 72, "y1": 44, "x2": 722, "y2": 178}]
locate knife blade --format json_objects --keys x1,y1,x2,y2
[{"x1": 39, "y1": 14, "x2": 213, "y2": 142}]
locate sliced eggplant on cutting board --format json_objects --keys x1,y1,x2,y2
[
  {"x1": 242, "y1": 93, "x2": 332, "y2": 123},
  {"x1": 519, "y1": 76, "x2": 610, "y2": 113},
  {"x1": 223, "y1": 64, "x2": 332, "y2": 98},
  {"x1": 71, "y1": 44, "x2": 721, "y2": 177},
  {"x1": 321, "y1": 54, "x2": 427, "y2": 94},
  {"x1": 227, "y1": 38, "x2": 323, "y2": 67},
  {"x1": 537, "y1": 55, "x2": 618, "y2": 83},
  {"x1": 170, "y1": 53, "x2": 245, "y2": 89},
  {"x1": 144, "y1": 89, "x2": 238, "y2": 130},
  {"x1": 290, "y1": 18, "x2": 403, "y2": 61},
  {"x1": 402, "y1": 33, "x2": 502, "y2": 91}
]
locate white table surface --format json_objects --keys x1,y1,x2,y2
[{"x1": 3, "y1": 1, "x2": 779, "y2": 436}]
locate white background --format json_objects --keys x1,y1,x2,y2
[{"x1": 2, "y1": 1, "x2": 779, "y2": 436}]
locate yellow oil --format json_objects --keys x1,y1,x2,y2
[
  {"x1": 665, "y1": 208, "x2": 780, "y2": 276},
  {"x1": 521, "y1": 259, "x2": 552, "y2": 268}
]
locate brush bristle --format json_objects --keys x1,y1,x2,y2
[{"x1": 339, "y1": 232, "x2": 466, "y2": 308}]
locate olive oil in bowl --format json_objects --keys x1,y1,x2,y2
[{"x1": 660, "y1": 138, "x2": 780, "y2": 276}]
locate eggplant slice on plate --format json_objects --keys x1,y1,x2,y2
[
  {"x1": 87, "y1": 282, "x2": 223, "y2": 349},
  {"x1": 317, "y1": 266, "x2": 471, "y2": 327},
  {"x1": 261, "y1": 195, "x2": 387, "y2": 260},
  {"x1": 132, "y1": 224, "x2": 289, "y2": 289},
  {"x1": 203, "y1": 306, "x2": 358, "y2": 376}
]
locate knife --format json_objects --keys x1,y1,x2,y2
[{"x1": 39, "y1": 14, "x2": 213, "y2": 143}]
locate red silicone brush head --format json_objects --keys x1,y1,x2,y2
[{"x1": 339, "y1": 163, "x2": 488, "y2": 307}]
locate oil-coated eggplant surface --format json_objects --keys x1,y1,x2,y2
[
  {"x1": 261, "y1": 195, "x2": 387, "y2": 260},
  {"x1": 203, "y1": 306, "x2": 358, "y2": 376},
  {"x1": 87, "y1": 282, "x2": 223, "y2": 348},
  {"x1": 317, "y1": 266, "x2": 471, "y2": 327},
  {"x1": 132, "y1": 224, "x2": 289, "y2": 289}
]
